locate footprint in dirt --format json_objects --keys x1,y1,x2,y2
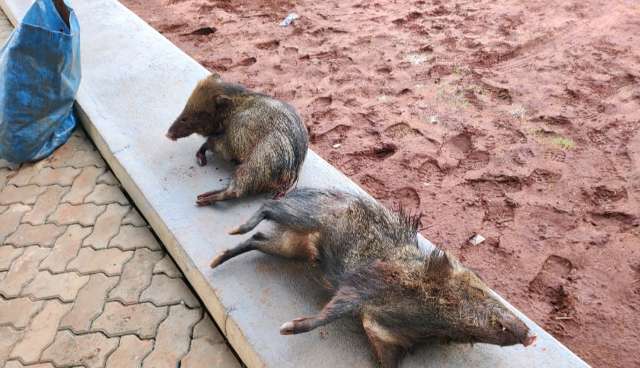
[
  {"x1": 157, "y1": 22, "x2": 187, "y2": 33},
  {"x1": 310, "y1": 95, "x2": 333, "y2": 109},
  {"x1": 310, "y1": 124, "x2": 350, "y2": 146},
  {"x1": 255, "y1": 40, "x2": 280, "y2": 50},
  {"x1": 582, "y1": 184, "x2": 628, "y2": 206},
  {"x1": 340, "y1": 142, "x2": 397, "y2": 176},
  {"x1": 529, "y1": 255, "x2": 577, "y2": 332},
  {"x1": 384, "y1": 122, "x2": 422, "y2": 140},
  {"x1": 529, "y1": 256, "x2": 574, "y2": 298},
  {"x1": 438, "y1": 132, "x2": 473, "y2": 169},
  {"x1": 458, "y1": 150, "x2": 490, "y2": 171},
  {"x1": 482, "y1": 197, "x2": 516, "y2": 225},
  {"x1": 358, "y1": 175, "x2": 421, "y2": 213},
  {"x1": 418, "y1": 159, "x2": 445, "y2": 186},
  {"x1": 509, "y1": 146, "x2": 535, "y2": 166},
  {"x1": 359, "y1": 174, "x2": 387, "y2": 198},
  {"x1": 388, "y1": 187, "x2": 421, "y2": 214},
  {"x1": 235, "y1": 57, "x2": 257, "y2": 67},
  {"x1": 631, "y1": 262, "x2": 640, "y2": 299},
  {"x1": 527, "y1": 168, "x2": 562, "y2": 186}
]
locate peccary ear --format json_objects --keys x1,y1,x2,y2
[
  {"x1": 209, "y1": 72, "x2": 223, "y2": 82},
  {"x1": 424, "y1": 249, "x2": 454, "y2": 278},
  {"x1": 215, "y1": 95, "x2": 232, "y2": 107}
]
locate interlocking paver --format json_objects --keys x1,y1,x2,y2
[
  {"x1": 193, "y1": 314, "x2": 223, "y2": 341},
  {"x1": 122, "y1": 208, "x2": 146, "y2": 227},
  {"x1": 0, "y1": 296, "x2": 44, "y2": 329},
  {"x1": 39, "y1": 225, "x2": 92, "y2": 273},
  {"x1": 182, "y1": 334, "x2": 241, "y2": 368},
  {"x1": 41, "y1": 330, "x2": 119, "y2": 368},
  {"x1": 141, "y1": 274, "x2": 199, "y2": 308},
  {"x1": 0, "y1": 159, "x2": 13, "y2": 169},
  {"x1": 153, "y1": 255, "x2": 182, "y2": 278},
  {"x1": 105, "y1": 334, "x2": 153, "y2": 368},
  {"x1": 44, "y1": 141, "x2": 106, "y2": 169},
  {"x1": 64, "y1": 130, "x2": 96, "y2": 152},
  {"x1": 61, "y1": 166, "x2": 104, "y2": 204},
  {"x1": 67, "y1": 247, "x2": 133, "y2": 276},
  {"x1": 6, "y1": 163, "x2": 39, "y2": 186},
  {"x1": 185, "y1": 315, "x2": 241, "y2": 367},
  {"x1": 92, "y1": 302, "x2": 167, "y2": 338},
  {"x1": 60, "y1": 273, "x2": 118, "y2": 333},
  {"x1": 0, "y1": 185, "x2": 45, "y2": 205},
  {"x1": 86, "y1": 184, "x2": 128, "y2": 205},
  {"x1": 142, "y1": 305, "x2": 201, "y2": 368},
  {"x1": 29, "y1": 167, "x2": 81, "y2": 187},
  {"x1": 0, "y1": 246, "x2": 50, "y2": 298},
  {"x1": 0, "y1": 91, "x2": 240, "y2": 367},
  {"x1": 97, "y1": 171, "x2": 119, "y2": 186},
  {"x1": 83, "y1": 204, "x2": 129, "y2": 249},
  {"x1": 0, "y1": 204, "x2": 31, "y2": 243},
  {"x1": 22, "y1": 186, "x2": 67, "y2": 225},
  {"x1": 0, "y1": 171, "x2": 8, "y2": 192},
  {"x1": 4, "y1": 361, "x2": 55, "y2": 368},
  {"x1": 48, "y1": 202, "x2": 105, "y2": 226},
  {"x1": 0, "y1": 247, "x2": 24, "y2": 272},
  {"x1": 4, "y1": 223, "x2": 66, "y2": 248},
  {"x1": 23, "y1": 271, "x2": 90, "y2": 302},
  {"x1": 10, "y1": 300, "x2": 72, "y2": 364},
  {"x1": 109, "y1": 249, "x2": 163, "y2": 304},
  {"x1": 0, "y1": 168, "x2": 8, "y2": 187},
  {"x1": 0, "y1": 326, "x2": 23, "y2": 368},
  {"x1": 110, "y1": 225, "x2": 161, "y2": 251}
]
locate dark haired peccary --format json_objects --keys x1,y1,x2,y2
[
  {"x1": 166, "y1": 74, "x2": 308, "y2": 205},
  {"x1": 210, "y1": 188, "x2": 536, "y2": 368}
]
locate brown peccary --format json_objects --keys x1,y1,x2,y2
[
  {"x1": 210, "y1": 188, "x2": 536, "y2": 368},
  {"x1": 166, "y1": 73, "x2": 308, "y2": 205}
]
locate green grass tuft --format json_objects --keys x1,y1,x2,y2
[{"x1": 550, "y1": 136, "x2": 576, "y2": 150}]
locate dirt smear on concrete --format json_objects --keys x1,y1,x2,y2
[{"x1": 121, "y1": 0, "x2": 640, "y2": 366}]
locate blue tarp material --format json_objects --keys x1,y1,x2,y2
[{"x1": 0, "y1": 0, "x2": 80, "y2": 163}]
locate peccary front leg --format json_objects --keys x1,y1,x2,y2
[
  {"x1": 196, "y1": 185, "x2": 240, "y2": 206},
  {"x1": 196, "y1": 165, "x2": 250, "y2": 206},
  {"x1": 196, "y1": 134, "x2": 229, "y2": 167},
  {"x1": 196, "y1": 142, "x2": 208, "y2": 167},
  {"x1": 279, "y1": 287, "x2": 360, "y2": 335},
  {"x1": 362, "y1": 314, "x2": 408, "y2": 368}
]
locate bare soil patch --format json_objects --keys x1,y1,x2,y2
[{"x1": 120, "y1": 0, "x2": 640, "y2": 366}]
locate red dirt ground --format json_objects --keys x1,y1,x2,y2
[{"x1": 120, "y1": 0, "x2": 640, "y2": 366}]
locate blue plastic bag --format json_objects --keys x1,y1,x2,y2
[{"x1": 0, "y1": 0, "x2": 80, "y2": 163}]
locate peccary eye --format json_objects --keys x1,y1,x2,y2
[{"x1": 496, "y1": 322, "x2": 506, "y2": 331}]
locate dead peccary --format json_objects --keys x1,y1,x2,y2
[
  {"x1": 210, "y1": 188, "x2": 536, "y2": 368},
  {"x1": 166, "y1": 73, "x2": 308, "y2": 205}
]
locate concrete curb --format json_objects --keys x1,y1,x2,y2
[{"x1": 1, "y1": 1, "x2": 589, "y2": 367}]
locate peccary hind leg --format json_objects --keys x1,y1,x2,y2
[
  {"x1": 209, "y1": 232, "x2": 269, "y2": 268},
  {"x1": 210, "y1": 225, "x2": 318, "y2": 267}
]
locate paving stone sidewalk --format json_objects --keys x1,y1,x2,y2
[
  {"x1": 0, "y1": 128, "x2": 242, "y2": 368},
  {"x1": 0, "y1": 16, "x2": 241, "y2": 365}
]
